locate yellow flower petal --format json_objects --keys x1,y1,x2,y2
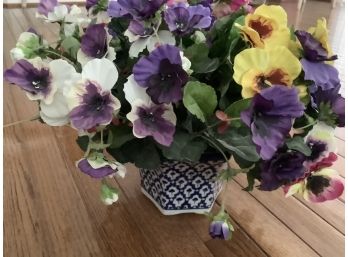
[
  {"x1": 233, "y1": 47, "x2": 301, "y2": 98},
  {"x1": 240, "y1": 5, "x2": 290, "y2": 48}
]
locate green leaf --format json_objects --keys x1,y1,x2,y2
[
  {"x1": 218, "y1": 164, "x2": 254, "y2": 181},
  {"x1": 159, "y1": 131, "x2": 207, "y2": 162},
  {"x1": 243, "y1": 166, "x2": 261, "y2": 192},
  {"x1": 183, "y1": 81, "x2": 218, "y2": 122},
  {"x1": 107, "y1": 139, "x2": 161, "y2": 169},
  {"x1": 61, "y1": 36, "x2": 80, "y2": 59},
  {"x1": 216, "y1": 129, "x2": 259, "y2": 162},
  {"x1": 76, "y1": 136, "x2": 89, "y2": 151},
  {"x1": 108, "y1": 125, "x2": 134, "y2": 148},
  {"x1": 224, "y1": 98, "x2": 251, "y2": 127},
  {"x1": 286, "y1": 136, "x2": 312, "y2": 156},
  {"x1": 184, "y1": 43, "x2": 220, "y2": 73},
  {"x1": 318, "y1": 102, "x2": 338, "y2": 127}
]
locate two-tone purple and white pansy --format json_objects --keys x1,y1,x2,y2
[
  {"x1": 65, "y1": 58, "x2": 121, "y2": 131},
  {"x1": 124, "y1": 20, "x2": 176, "y2": 58},
  {"x1": 133, "y1": 44, "x2": 190, "y2": 104},
  {"x1": 124, "y1": 75, "x2": 177, "y2": 146},
  {"x1": 36, "y1": 0, "x2": 88, "y2": 24},
  {"x1": 164, "y1": 2, "x2": 213, "y2": 36},
  {"x1": 4, "y1": 57, "x2": 79, "y2": 126},
  {"x1": 304, "y1": 122, "x2": 337, "y2": 165},
  {"x1": 77, "y1": 152, "x2": 126, "y2": 179},
  {"x1": 77, "y1": 23, "x2": 116, "y2": 67},
  {"x1": 285, "y1": 168, "x2": 344, "y2": 203}
]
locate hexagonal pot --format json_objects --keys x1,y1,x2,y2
[{"x1": 139, "y1": 159, "x2": 225, "y2": 215}]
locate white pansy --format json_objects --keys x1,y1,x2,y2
[{"x1": 127, "y1": 30, "x2": 175, "y2": 58}]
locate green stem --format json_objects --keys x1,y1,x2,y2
[
  {"x1": 84, "y1": 137, "x2": 92, "y2": 158},
  {"x1": 45, "y1": 48, "x2": 76, "y2": 66},
  {"x1": 199, "y1": 134, "x2": 230, "y2": 168},
  {"x1": 3, "y1": 114, "x2": 40, "y2": 128},
  {"x1": 294, "y1": 121, "x2": 318, "y2": 130}
]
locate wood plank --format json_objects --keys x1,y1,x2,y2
[
  {"x1": 335, "y1": 128, "x2": 345, "y2": 141},
  {"x1": 336, "y1": 138, "x2": 345, "y2": 157},
  {"x1": 216, "y1": 181, "x2": 320, "y2": 257},
  {"x1": 114, "y1": 165, "x2": 217, "y2": 257},
  {"x1": 233, "y1": 175, "x2": 344, "y2": 257},
  {"x1": 187, "y1": 204, "x2": 268, "y2": 257},
  {"x1": 294, "y1": 196, "x2": 345, "y2": 234}
]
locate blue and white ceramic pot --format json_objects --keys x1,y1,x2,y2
[{"x1": 139, "y1": 159, "x2": 226, "y2": 215}]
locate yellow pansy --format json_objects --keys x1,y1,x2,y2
[
  {"x1": 237, "y1": 4, "x2": 290, "y2": 48},
  {"x1": 233, "y1": 46, "x2": 301, "y2": 98},
  {"x1": 308, "y1": 18, "x2": 334, "y2": 62}
]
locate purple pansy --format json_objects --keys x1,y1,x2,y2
[
  {"x1": 66, "y1": 58, "x2": 121, "y2": 131},
  {"x1": 295, "y1": 30, "x2": 337, "y2": 62},
  {"x1": 81, "y1": 24, "x2": 108, "y2": 58},
  {"x1": 133, "y1": 44, "x2": 188, "y2": 104},
  {"x1": 37, "y1": 0, "x2": 58, "y2": 16},
  {"x1": 301, "y1": 59, "x2": 340, "y2": 93},
  {"x1": 108, "y1": 0, "x2": 166, "y2": 20},
  {"x1": 260, "y1": 151, "x2": 306, "y2": 191},
  {"x1": 312, "y1": 87, "x2": 345, "y2": 127},
  {"x1": 4, "y1": 59, "x2": 52, "y2": 100},
  {"x1": 164, "y1": 3, "x2": 213, "y2": 36},
  {"x1": 209, "y1": 220, "x2": 231, "y2": 240},
  {"x1": 241, "y1": 86, "x2": 305, "y2": 160}
]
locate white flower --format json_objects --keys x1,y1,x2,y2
[
  {"x1": 305, "y1": 122, "x2": 337, "y2": 153},
  {"x1": 39, "y1": 59, "x2": 80, "y2": 126}
]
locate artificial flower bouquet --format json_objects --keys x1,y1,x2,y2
[{"x1": 4, "y1": 0, "x2": 345, "y2": 240}]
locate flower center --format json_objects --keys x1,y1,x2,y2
[
  {"x1": 175, "y1": 21, "x2": 186, "y2": 31},
  {"x1": 306, "y1": 175, "x2": 330, "y2": 195},
  {"x1": 249, "y1": 16, "x2": 274, "y2": 39}
]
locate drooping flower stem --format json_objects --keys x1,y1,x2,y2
[
  {"x1": 200, "y1": 133, "x2": 231, "y2": 169},
  {"x1": 3, "y1": 114, "x2": 41, "y2": 128}
]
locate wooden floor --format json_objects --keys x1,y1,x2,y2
[{"x1": 3, "y1": 3, "x2": 345, "y2": 257}]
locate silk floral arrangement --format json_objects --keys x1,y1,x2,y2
[{"x1": 4, "y1": 0, "x2": 345, "y2": 240}]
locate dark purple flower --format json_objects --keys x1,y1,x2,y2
[
  {"x1": 241, "y1": 86, "x2": 305, "y2": 160},
  {"x1": 209, "y1": 220, "x2": 231, "y2": 240},
  {"x1": 301, "y1": 58, "x2": 340, "y2": 93},
  {"x1": 37, "y1": 0, "x2": 58, "y2": 16},
  {"x1": 77, "y1": 158, "x2": 116, "y2": 178},
  {"x1": 260, "y1": 151, "x2": 306, "y2": 191},
  {"x1": 295, "y1": 30, "x2": 337, "y2": 62},
  {"x1": 69, "y1": 82, "x2": 116, "y2": 130},
  {"x1": 128, "y1": 20, "x2": 154, "y2": 37},
  {"x1": 108, "y1": 0, "x2": 166, "y2": 20},
  {"x1": 133, "y1": 44, "x2": 188, "y2": 104},
  {"x1": 86, "y1": 0, "x2": 99, "y2": 10},
  {"x1": 312, "y1": 87, "x2": 345, "y2": 127},
  {"x1": 164, "y1": 3, "x2": 212, "y2": 36},
  {"x1": 81, "y1": 24, "x2": 108, "y2": 58},
  {"x1": 4, "y1": 59, "x2": 52, "y2": 98}
]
